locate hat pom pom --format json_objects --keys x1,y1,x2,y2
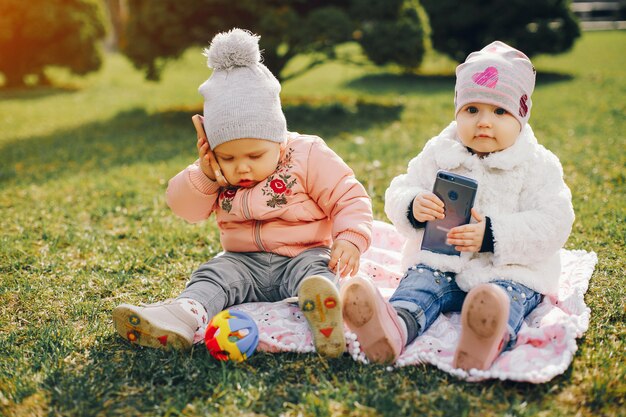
[{"x1": 205, "y1": 28, "x2": 261, "y2": 70}]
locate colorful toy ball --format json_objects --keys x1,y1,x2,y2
[{"x1": 205, "y1": 310, "x2": 259, "y2": 362}]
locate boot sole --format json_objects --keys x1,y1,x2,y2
[
  {"x1": 341, "y1": 278, "x2": 402, "y2": 364},
  {"x1": 298, "y1": 275, "x2": 346, "y2": 358},
  {"x1": 453, "y1": 284, "x2": 509, "y2": 370},
  {"x1": 112, "y1": 304, "x2": 193, "y2": 350}
]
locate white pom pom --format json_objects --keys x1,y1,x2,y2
[{"x1": 204, "y1": 28, "x2": 261, "y2": 70}]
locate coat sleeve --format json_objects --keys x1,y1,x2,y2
[
  {"x1": 165, "y1": 161, "x2": 222, "y2": 223},
  {"x1": 305, "y1": 138, "x2": 373, "y2": 254},
  {"x1": 490, "y1": 150, "x2": 574, "y2": 266},
  {"x1": 384, "y1": 138, "x2": 440, "y2": 239}
]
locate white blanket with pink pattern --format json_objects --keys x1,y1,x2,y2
[{"x1": 232, "y1": 221, "x2": 596, "y2": 383}]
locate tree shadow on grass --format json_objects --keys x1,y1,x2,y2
[
  {"x1": 344, "y1": 70, "x2": 573, "y2": 95},
  {"x1": 1, "y1": 99, "x2": 403, "y2": 186},
  {"x1": 0, "y1": 108, "x2": 192, "y2": 187},
  {"x1": 283, "y1": 97, "x2": 404, "y2": 138},
  {"x1": 41, "y1": 334, "x2": 354, "y2": 416},
  {"x1": 41, "y1": 336, "x2": 224, "y2": 416},
  {"x1": 535, "y1": 71, "x2": 574, "y2": 85},
  {"x1": 0, "y1": 84, "x2": 80, "y2": 101},
  {"x1": 39, "y1": 333, "x2": 576, "y2": 417},
  {"x1": 345, "y1": 73, "x2": 455, "y2": 95}
]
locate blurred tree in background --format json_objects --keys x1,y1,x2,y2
[
  {"x1": 355, "y1": 0, "x2": 430, "y2": 69},
  {"x1": 421, "y1": 0, "x2": 581, "y2": 62},
  {"x1": 0, "y1": 0, "x2": 105, "y2": 88},
  {"x1": 121, "y1": 0, "x2": 429, "y2": 82},
  {"x1": 0, "y1": 0, "x2": 582, "y2": 89}
]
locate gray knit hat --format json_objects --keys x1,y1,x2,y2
[
  {"x1": 455, "y1": 41, "x2": 536, "y2": 127},
  {"x1": 199, "y1": 28, "x2": 288, "y2": 149}
]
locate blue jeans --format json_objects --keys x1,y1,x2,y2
[{"x1": 389, "y1": 264, "x2": 542, "y2": 349}]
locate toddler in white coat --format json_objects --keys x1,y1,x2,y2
[{"x1": 340, "y1": 41, "x2": 574, "y2": 369}]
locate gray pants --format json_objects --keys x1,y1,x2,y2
[{"x1": 178, "y1": 247, "x2": 334, "y2": 320}]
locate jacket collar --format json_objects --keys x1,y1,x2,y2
[{"x1": 434, "y1": 121, "x2": 537, "y2": 171}]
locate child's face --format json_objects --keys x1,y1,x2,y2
[
  {"x1": 456, "y1": 103, "x2": 521, "y2": 157},
  {"x1": 213, "y1": 138, "x2": 283, "y2": 187}
]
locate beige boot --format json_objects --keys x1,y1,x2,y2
[{"x1": 113, "y1": 300, "x2": 197, "y2": 350}]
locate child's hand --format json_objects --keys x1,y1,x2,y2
[
  {"x1": 197, "y1": 136, "x2": 219, "y2": 181},
  {"x1": 193, "y1": 115, "x2": 228, "y2": 186},
  {"x1": 329, "y1": 240, "x2": 360, "y2": 278},
  {"x1": 412, "y1": 192, "x2": 445, "y2": 222},
  {"x1": 447, "y1": 209, "x2": 486, "y2": 252}
]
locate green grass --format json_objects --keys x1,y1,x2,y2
[{"x1": 0, "y1": 31, "x2": 624, "y2": 417}]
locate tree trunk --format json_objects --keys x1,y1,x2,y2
[
  {"x1": 104, "y1": 0, "x2": 128, "y2": 51},
  {"x1": 1, "y1": 71, "x2": 26, "y2": 89}
]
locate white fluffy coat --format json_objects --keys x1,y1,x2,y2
[{"x1": 384, "y1": 121, "x2": 574, "y2": 296}]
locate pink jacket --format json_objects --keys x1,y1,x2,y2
[{"x1": 166, "y1": 133, "x2": 373, "y2": 257}]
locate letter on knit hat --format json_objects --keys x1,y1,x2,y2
[
  {"x1": 454, "y1": 41, "x2": 536, "y2": 127},
  {"x1": 199, "y1": 28, "x2": 288, "y2": 149}
]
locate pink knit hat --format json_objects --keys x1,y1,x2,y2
[{"x1": 455, "y1": 41, "x2": 536, "y2": 127}]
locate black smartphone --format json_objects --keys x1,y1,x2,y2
[{"x1": 420, "y1": 170, "x2": 478, "y2": 256}]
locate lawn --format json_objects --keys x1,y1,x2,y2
[{"x1": 0, "y1": 31, "x2": 624, "y2": 417}]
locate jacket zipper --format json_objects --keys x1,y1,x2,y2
[{"x1": 241, "y1": 188, "x2": 267, "y2": 252}]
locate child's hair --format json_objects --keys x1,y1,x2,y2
[
  {"x1": 199, "y1": 28, "x2": 288, "y2": 149},
  {"x1": 454, "y1": 41, "x2": 536, "y2": 127}
]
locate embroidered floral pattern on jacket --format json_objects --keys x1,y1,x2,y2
[
  {"x1": 220, "y1": 187, "x2": 237, "y2": 212},
  {"x1": 262, "y1": 147, "x2": 296, "y2": 208}
]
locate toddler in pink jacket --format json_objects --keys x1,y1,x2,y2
[{"x1": 113, "y1": 28, "x2": 373, "y2": 358}]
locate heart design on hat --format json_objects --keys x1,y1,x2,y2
[
  {"x1": 519, "y1": 94, "x2": 529, "y2": 117},
  {"x1": 472, "y1": 66, "x2": 498, "y2": 88}
]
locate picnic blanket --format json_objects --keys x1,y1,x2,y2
[{"x1": 232, "y1": 220, "x2": 597, "y2": 383}]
